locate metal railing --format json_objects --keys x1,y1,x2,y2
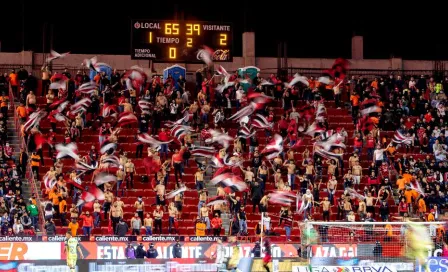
[
  {"x1": 258, "y1": 67, "x2": 448, "y2": 80},
  {"x1": 8, "y1": 84, "x2": 45, "y2": 232},
  {"x1": 0, "y1": 64, "x2": 88, "y2": 79}
]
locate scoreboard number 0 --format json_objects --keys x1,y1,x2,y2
[{"x1": 169, "y1": 47, "x2": 177, "y2": 59}]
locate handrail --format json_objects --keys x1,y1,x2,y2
[{"x1": 9, "y1": 84, "x2": 45, "y2": 233}]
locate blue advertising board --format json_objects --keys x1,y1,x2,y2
[{"x1": 416, "y1": 257, "x2": 448, "y2": 272}]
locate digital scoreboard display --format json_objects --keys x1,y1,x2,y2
[{"x1": 131, "y1": 20, "x2": 233, "y2": 62}]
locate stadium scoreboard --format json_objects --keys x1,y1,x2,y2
[{"x1": 131, "y1": 20, "x2": 233, "y2": 62}]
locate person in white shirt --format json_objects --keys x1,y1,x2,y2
[
  {"x1": 373, "y1": 145, "x2": 386, "y2": 166},
  {"x1": 13, "y1": 219, "x2": 24, "y2": 234},
  {"x1": 262, "y1": 212, "x2": 271, "y2": 232}
]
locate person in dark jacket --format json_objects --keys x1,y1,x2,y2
[
  {"x1": 251, "y1": 181, "x2": 263, "y2": 213},
  {"x1": 115, "y1": 219, "x2": 129, "y2": 237},
  {"x1": 135, "y1": 243, "x2": 146, "y2": 259},
  {"x1": 125, "y1": 243, "x2": 136, "y2": 259},
  {"x1": 45, "y1": 219, "x2": 56, "y2": 235},
  {"x1": 172, "y1": 240, "x2": 182, "y2": 258},
  {"x1": 146, "y1": 243, "x2": 158, "y2": 258},
  {"x1": 373, "y1": 241, "x2": 383, "y2": 257},
  {"x1": 251, "y1": 241, "x2": 261, "y2": 257}
]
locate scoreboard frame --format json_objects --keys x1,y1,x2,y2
[{"x1": 130, "y1": 19, "x2": 234, "y2": 63}]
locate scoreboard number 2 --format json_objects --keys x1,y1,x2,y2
[
  {"x1": 219, "y1": 34, "x2": 227, "y2": 45},
  {"x1": 219, "y1": 33, "x2": 227, "y2": 46}
]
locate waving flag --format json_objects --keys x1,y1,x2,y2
[
  {"x1": 261, "y1": 134, "x2": 283, "y2": 159},
  {"x1": 205, "y1": 130, "x2": 234, "y2": 149},
  {"x1": 392, "y1": 131, "x2": 413, "y2": 145},
  {"x1": 100, "y1": 142, "x2": 117, "y2": 155},
  {"x1": 237, "y1": 125, "x2": 256, "y2": 139},
  {"x1": 269, "y1": 191, "x2": 297, "y2": 206},
  {"x1": 82, "y1": 56, "x2": 112, "y2": 73},
  {"x1": 197, "y1": 46, "x2": 214, "y2": 66},
  {"x1": 190, "y1": 146, "x2": 215, "y2": 158},
  {"x1": 56, "y1": 143, "x2": 79, "y2": 160},
  {"x1": 138, "y1": 133, "x2": 172, "y2": 147},
  {"x1": 166, "y1": 186, "x2": 188, "y2": 199},
  {"x1": 285, "y1": 73, "x2": 309, "y2": 88},
  {"x1": 94, "y1": 172, "x2": 117, "y2": 186},
  {"x1": 251, "y1": 114, "x2": 273, "y2": 129},
  {"x1": 117, "y1": 112, "x2": 138, "y2": 126},
  {"x1": 78, "y1": 82, "x2": 98, "y2": 94},
  {"x1": 45, "y1": 50, "x2": 70, "y2": 63}
]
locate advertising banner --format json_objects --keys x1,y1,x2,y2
[
  {"x1": 310, "y1": 257, "x2": 414, "y2": 271},
  {"x1": 0, "y1": 242, "x2": 61, "y2": 260},
  {"x1": 310, "y1": 244, "x2": 358, "y2": 258},
  {"x1": 80, "y1": 242, "x2": 299, "y2": 260},
  {"x1": 292, "y1": 266, "x2": 398, "y2": 272},
  {"x1": 415, "y1": 257, "x2": 448, "y2": 272},
  {"x1": 0, "y1": 241, "x2": 299, "y2": 260},
  {"x1": 0, "y1": 259, "x2": 308, "y2": 272}
]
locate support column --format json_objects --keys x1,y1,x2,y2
[
  {"x1": 242, "y1": 32, "x2": 255, "y2": 67},
  {"x1": 351, "y1": 36, "x2": 364, "y2": 60}
]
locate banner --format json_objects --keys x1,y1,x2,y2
[
  {"x1": 81, "y1": 242, "x2": 298, "y2": 260},
  {"x1": 18, "y1": 235, "x2": 228, "y2": 243},
  {"x1": 0, "y1": 242, "x2": 61, "y2": 260},
  {"x1": 310, "y1": 257, "x2": 414, "y2": 271},
  {"x1": 0, "y1": 259, "x2": 308, "y2": 272},
  {"x1": 415, "y1": 257, "x2": 448, "y2": 272},
  {"x1": 293, "y1": 266, "x2": 397, "y2": 272},
  {"x1": 311, "y1": 244, "x2": 358, "y2": 258},
  {"x1": 0, "y1": 241, "x2": 299, "y2": 260}
]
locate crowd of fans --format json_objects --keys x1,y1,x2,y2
[{"x1": 0, "y1": 63, "x2": 445, "y2": 245}]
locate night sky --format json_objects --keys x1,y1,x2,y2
[{"x1": 0, "y1": 1, "x2": 444, "y2": 60}]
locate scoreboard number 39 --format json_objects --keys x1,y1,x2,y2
[{"x1": 131, "y1": 20, "x2": 233, "y2": 62}]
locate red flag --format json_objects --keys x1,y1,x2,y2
[
  {"x1": 108, "y1": 219, "x2": 112, "y2": 234},
  {"x1": 34, "y1": 133, "x2": 47, "y2": 149}
]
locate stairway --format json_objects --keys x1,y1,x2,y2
[
  {"x1": 7, "y1": 104, "x2": 32, "y2": 200},
  {"x1": 8, "y1": 102, "x2": 44, "y2": 232}
]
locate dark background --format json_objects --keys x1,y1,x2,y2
[{"x1": 0, "y1": 1, "x2": 444, "y2": 59}]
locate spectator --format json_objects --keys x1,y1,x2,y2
[
  {"x1": 135, "y1": 243, "x2": 146, "y2": 259},
  {"x1": 172, "y1": 240, "x2": 182, "y2": 258},
  {"x1": 144, "y1": 213, "x2": 153, "y2": 235},
  {"x1": 45, "y1": 219, "x2": 56, "y2": 235},
  {"x1": 146, "y1": 243, "x2": 158, "y2": 258},
  {"x1": 68, "y1": 219, "x2": 79, "y2": 236},
  {"x1": 13, "y1": 219, "x2": 23, "y2": 235},
  {"x1": 125, "y1": 243, "x2": 136, "y2": 259},
  {"x1": 130, "y1": 213, "x2": 142, "y2": 235},
  {"x1": 115, "y1": 218, "x2": 129, "y2": 237},
  {"x1": 153, "y1": 205, "x2": 163, "y2": 235},
  {"x1": 195, "y1": 217, "x2": 206, "y2": 236},
  {"x1": 79, "y1": 211, "x2": 93, "y2": 236},
  {"x1": 211, "y1": 213, "x2": 222, "y2": 236},
  {"x1": 26, "y1": 201, "x2": 39, "y2": 231},
  {"x1": 20, "y1": 212, "x2": 32, "y2": 229}
]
